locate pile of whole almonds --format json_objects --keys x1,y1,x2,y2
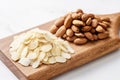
[{"x1": 50, "y1": 9, "x2": 111, "y2": 45}]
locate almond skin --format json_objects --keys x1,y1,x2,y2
[
  {"x1": 82, "y1": 26, "x2": 92, "y2": 32},
  {"x1": 54, "y1": 17, "x2": 65, "y2": 27},
  {"x1": 92, "y1": 19, "x2": 98, "y2": 28},
  {"x1": 64, "y1": 14, "x2": 73, "y2": 28},
  {"x1": 71, "y1": 25, "x2": 80, "y2": 33},
  {"x1": 75, "y1": 33, "x2": 85, "y2": 37},
  {"x1": 55, "y1": 26, "x2": 66, "y2": 37},
  {"x1": 74, "y1": 38, "x2": 87, "y2": 45},
  {"x1": 84, "y1": 32, "x2": 94, "y2": 41},
  {"x1": 66, "y1": 36, "x2": 77, "y2": 42},
  {"x1": 98, "y1": 32, "x2": 109, "y2": 39},
  {"x1": 96, "y1": 25, "x2": 105, "y2": 32},
  {"x1": 66, "y1": 29, "x2": 74, "y2": 37},
  {"x1": 49, "y1": 25, "x2": 58, "y2": 34},
  {"x1": 72, "y1": 20, "x2": 85, "y2": 27}
]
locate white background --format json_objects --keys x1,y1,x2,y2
[{"x1": 0, "y1": 0, "x2": 120, "y2": 80}]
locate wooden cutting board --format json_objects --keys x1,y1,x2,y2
[{"x1": 0, "y1": 13, "x2": 120, "y2": 80}]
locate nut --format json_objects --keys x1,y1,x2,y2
[
  {"x1": 102, "y1": 21, "x2": 110, "y2": 27},
  {"x1": 64, "y1": 14, "x2": 73, "y2": 28},
  {"x1": 81, "y1": 26, "x2": 92, "y2": 32},
  {"x1": 81, "y1": 14, "x2": 89, "y2": 21},
  {"x1": 86, "y1": 18, "x2": 92, "y2": 25},
  {"x1": 101, "y1": 17, "x2": 110, "y2": 22},
  {"x1": 62, "y1": 34, "x2": 67, "y2": 39},
  {"x1": 75, "y1": 33, "x2": 85, "y2": 37},
  {"x1": 55, "y1": 26, "x2": 66, "y2": 37},
  {"x1": 98, "y1": 31, "x2": 109, "y2": 39},
  {"x1": 92, "y1": 19, "x2": 98, "y2": 28},
  {"x1": 49, "y1": 25, "x2": 58, "y2": 34},
  {"x1": 66, "y1": 36, "x2": 77, "y2": 42},
  {"x1": 71, "y1": 25, "x2": 80, "y2": 33},
  {"x1": 84, "y1": 32, "x2": 94, "y2": 41},
  {"x1": 93, "y1": 34, "x2": 98, "y2": 40},
  {"x1": 99, "y1": 22, "x2": 107, "y2": 29},
  {"x1": 66, "y1": 29, "x2": 74, "y2": 37},
  {"x1": 74, "y1": 38, "x2": 87, "y2": 45},
  {"x1": 54, "y1": 17, "x2": 64, "y2": 27},
  {"x1": 87, "y1": 14, "x2": 94, "y2": 19},
  {"x1": 96, "y1": 25, "x2": 105, "y2": 32},
  {"x1": 90, "y1": 28, "x2": 96, "y2": 33},
  {"x1": 72, "y1": 12, "x2": 82, "y2": 19},
  {"x1": 72, "y1": 20, "x2": 85, "y2": 27},
  {"x1": 76, "y1": 9, "x2": 83, "y2": 13}
]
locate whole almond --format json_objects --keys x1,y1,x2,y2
[
  {"x1": 75, "y1": 33, "x2": 85, "y2": 37},
  {"x1": 76, "y1": 9, "x2": 83, "y2": 13},
  {"x1": 99, "y1": 22, "x2": 107, "y2": 29},
  {"x1": 72, "y1": 12, "x2": 82, "y2": 19},
  {"x1": 55, "y1": 26, "x2": 66, "y2": 37},
  {"x1": 81, "y1": 14, "x2": 89, "y2": 21},
  {"x1": 98, "y1": 32, "x2": 109, "y2": 39},
  {"x1": 62, "y1": 34, "x2": 67, "y2": 39},
  {"x1": 66, "y1": 29, "x2": 74, "y2": 37},
  {"x1": 66, "y1": 36, "x2": 77, "y2": 42},
  {"x1": 102, "y1": 21, "x2": 110, "y2": 27},
  {"x1": 84, "y1": 32, "x2": 94, "y2": 41},
  {"x1": 87, "y1": 14, "x2": 94, "y2": 19},
  {"x1": 86, "y1": 18, "x2": 92, "y2": 25},
  {"x1": 54, "y1": 17, "x2": 64, "y2": 27},
  {"x1": 71, "y1": 25, "x2": 80, "y2": 33},
  {"x1": 95, "y1": 16, "x2": 102, "y2": 22},
  {"x1": 64, "y1": 14, "x2": 73, "y2": 28},
  {"x1": 90, "y1": 28, "x2": 96, "y2": 33},
  {"x1": 96, "y1": 25, "x2": 105, "y2": 32},
  {"x1": 49, "y1": 25, "x2": 58, "y2": 34},
  {"x1": 74, "y1": 38, "x2": 88, "y2": 45},
  {"x1": 82, "y1": 26, "x2": 92, "y2": 32},
  {"x1": 93, "y1": 34, "x2": 98, "y2": 40},
  {"x1": 92, "y1": 19, "x2": 98, "y2": 28},
  {"x1": 101, "y1": 17, "x2": 110, "y2": 22},
  {"x1": 72, "y1": 20, "x2": 85, "y2": 26}
]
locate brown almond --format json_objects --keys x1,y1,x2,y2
[
  {"x1": 55, "y1": 25, "x2": 66, "y2": 37},
  {"x1": 99, "y1": 22, "x2": 107, "y2": 29},
  {"x1": 101, "y1": 17, "x2": 110, "y2": 22},
  {"x1": 66, "y1": 29, "x2": 74, "y2": 37},
  {"x1": 49, "y1": 25, "x2": 58, "y2": 34},
  {"x1": 54, "y1": 17, "x2": 64, "y2": 27},
  {"x1": 64, "y1": 14, "x2": 73, "y2": 28},
  {"x1": 90, "y1": 28, "x2": 96, "y2": 33},
  {"x1": 93, "y1": 34, "x2": 98, "y2": 40},
  {"x1": 76, "y1": 9, "x2": 83, "y2": 13},
  {"x1": 81, "y1": 14, "x2": 89, "y2": 22},
  {"x1": 87, "y1": 14, "x2": 94, "y2": 19},
  {"x1": 102, "y1": 21, "x2": 110, "y2": 27},
  {"x1": 62, "y1": 34, "x2": 67, "y2": 39},
  {"x1": 71, "y1": 25, "x2": 80, "y2": 33},
  {"x1": 92, "y1": 19, "x2": 98, "y2": 28},
  {"x1": 66, "y1": 36, "x2": 77, "y2": 42},
  {"x1": 86, "y1": 18, "x2": 92, "y2": 25},
  {"x1": 72, "y1": 20, "x2": 85, "y2": 26},
  {"x1": 75, "y1": 33, "x2": 85, "y2": 37},
  {"x1": 84, "y1": 32, "x2": 94, "y2": 41},
  {"x1": 74, "y1": 38, "x2": 88, "y2": 45},
  {"x1": 72, "y1": 12, "x2": 82, "y2": 19},
  {"x1": 95, "y1": 16, "x2": 102, "y2": 22},
  {"x1": 82, "y1": 26, "x2": 92, "y2": 32},
  {"x1": 98, "y1": 32, "x2": 109, "y2": 39},
  {"x1": 96, "y1": 25, "x2": 105, "y2": 32}
]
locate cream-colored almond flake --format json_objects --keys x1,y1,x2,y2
[{"x1": 9, "y1": 28, "x2": 75, "y2": 68}]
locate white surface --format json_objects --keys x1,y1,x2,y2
[{"x1": 0, "y1": 0, "x2": 120, "y2": 80}]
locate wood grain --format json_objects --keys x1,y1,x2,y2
[{"x1": 0, "y1": 13, "x2": 120, "y2": 80}]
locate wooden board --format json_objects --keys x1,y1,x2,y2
[{"x1": 0, "y1": 13, "x2": 120, "y2": 80}]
